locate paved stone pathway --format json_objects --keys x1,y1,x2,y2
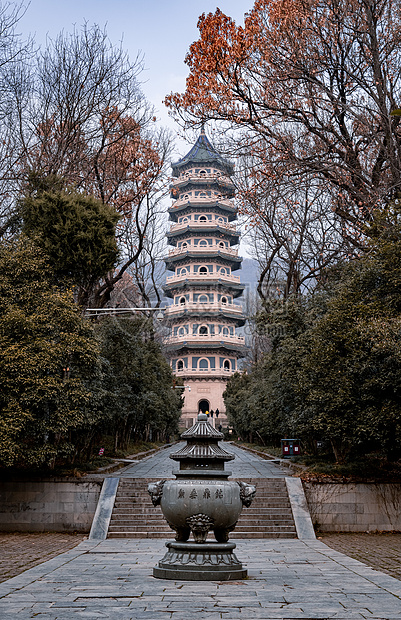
[
  {"x1": 1, "y1": 538, "x2": 401, "y2": 618},
  {"x1": 2, "y1": 446, "x2": 400, "y2": 618},
  {"x1": 0, "y1": 533, "x2": 85, "y2": 583},
  {"x1": 115, "y1": 442, "x2": 290, "y2": 478},
  {"x1": 320, "y1": 533, "x2": 401, "y2": 582}
]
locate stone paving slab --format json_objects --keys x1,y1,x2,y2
[
  {"x1": 114, "y1": 441, "x2": 290, "y2": 479},
  {"x1": 0, "y1": 533, "x2": 85, "y2": 583},
  {"x1": 320, "y1": 533, "x2": 401, "y2": 582},
  {"x1": 1, "y1": 538, "x2": 401, "y2": 619}
]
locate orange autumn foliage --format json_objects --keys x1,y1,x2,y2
[
  {"x1": 32, "y1": 108, "x2": 163, "y2": 220},
  {"x1": 166, "y1": 0, "x2": 401, "y2": 240}
]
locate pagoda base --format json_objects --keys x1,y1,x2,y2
[{"x1": 153, "y1": 541, "x2": 247, "y2": 581}]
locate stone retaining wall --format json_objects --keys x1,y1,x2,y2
[
  {"x1": 303, "y1": 482, "x2": 401, "y2": 532},
  {"x1": 0, "y1": 479, "x2": 102, "y2": 532},
  {"x1": 2, "y1": 478, "x2": 400, "y2": 534}
]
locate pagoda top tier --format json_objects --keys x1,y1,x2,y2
[{"x1": 172, "y1": 127, "x2": 234, "y2": 178}]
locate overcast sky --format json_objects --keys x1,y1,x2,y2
[{"x1": 19, "y1": 0, "x2": 252, "y2": 158}]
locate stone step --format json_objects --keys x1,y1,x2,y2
[
  {"x1": 111, "y1": 511, "x2": 292, "y2": 524},
  {"x1": 108, "y1": 531, "x2": 297, "y2": 539},
  {"x1": 113, "y1": 501, "x2": 292, "y2": 510},
  {"x1": 111, "y1": 510, "x2": 292, "y2": 519},
  {"x1": 107, "y1": 477, "x2": 297, "y2": 540},
  {"x1": 108, "y1": 524, "x2": 296, "y2": 535},
  {"x1": 116, "y1": 486, "x2": 289, "y2": 493},
  {"x1": 108, "y1": 521, "x2": 296, "y2": 531}
]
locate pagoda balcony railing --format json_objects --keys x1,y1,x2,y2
[
  {"x1": 170, "y1": 197, "x2": 235, "y2": 209},
  {"x1": 174, "y1": 367, "x2": 237, "y2": 377},
  {"x1": 173, "y1": 172, "x2": 232, "y2": 180},
  {"x1": 167, "y1": 245, "x2": 238, "y2": 258},
  {"x1": 165, "y1": 333, "x2": 245, "y2": 346},
  {"x1": 173, "y1": 171, "x2": 234, "y2": 185},
  {"x1": 164, "y1": 301, "x2": 243, "y2": 315},
  {"x1": 169, "y1": 220, "x2": 237, "y2": 233},
  {"x1": 165, "y1": 273, "x2": 241, "y2": 285}
]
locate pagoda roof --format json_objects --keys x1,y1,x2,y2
[
  {"x1": 168, "y1": 201, "x2": 237, "y2": 222},
  {"x1": 165, "y1": 252, "x2": 242, "y2": 271},
  {"x1": 172, "y1": 128, "x2": 234, "y2": 177}
]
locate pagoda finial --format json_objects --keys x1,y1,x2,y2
[{"x1": 200, "y1": 122, "x2": 206, "y2": 135}]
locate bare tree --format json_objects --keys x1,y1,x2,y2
[
  {"x1": 16, "y1": 23, "x2": 173, "y2": 307},
  {"x1": 0, "y1": 1, "x2": 33, "y2": 238},
  {"x1": 238, "y1": 163, "x2": 351, "y2": 299},
  {"x1": 166, "y1": 0, "x2": 401, "y2": 294}
]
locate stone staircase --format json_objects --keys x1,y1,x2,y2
[{"x1": 107, "y1": 478, "x2": 297, "y2": 539}]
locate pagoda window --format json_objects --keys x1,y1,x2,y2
[
  {"x1": 181, "y1": 242, "x2": 188, "y2": 249},
  {"x1": 198, "y1": 358, "x2": 209, "y2": 371},
  {"x1": 178, "y1": 327, "x2": 186, "y2": 337},
  {"x1": 199, "y1": 239, "x2": 208, "y2": 247},
  {"x1": 223, "y1": 360, "x2": 231, "y2": 371},
  {"x1": 222, "y1": 327, "x2": 230, "y2": 336},
  {"x1": 177, "y1": 360, "x2": 184, "y2": 371},
  {"x1": 178, "y1": 267, "x2": 188, "y2": 276},
  {"x1": 199, "y1": 215, "x2": 207, "y2": 222},
  {"x1": 199, "y1": 325, "x2": 209, "y2": 336},
  {"x1": 184, "y1": 194, "x2": 189, "y2": 200},
  {"x1": 221, "y1": 296, "x2": 228, "y2": 305},
  {"x1": 199, "y1": 266, "x2": 208, "y2": 275},
  {"x1": 220, "y1": 268, "x2": 226, "y2": 275},
  {"x1": 199, "y1": 294, "x2": 209, "y2": 304},
  {"x1": 200, "y1": 170, "x2": 206, "y2": 177},
  {"x1": 219, "y1": 241, "x2": 225, "y2": 248},
  {"x1": 179, "y1": 296, "x2": 186, "y2": 305}
]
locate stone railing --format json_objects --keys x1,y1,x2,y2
[
  {"x1": 164, "y1": 301, "x2": 243, "y2": 314},
  {"x1": 165, "y1": 333, "x2": 245, "y2": 346},
  {"x1": 165, "y1": 273, "x2": 241, "y2": 285},
  {"x1": 173, "y1": 172, "x2": 234, "y2": 185},
  {"x1": 168, "y1": 245, "x2": 238, "y2": 258},
  {"x1": 174, "y1": 367, "x2": 236, "y2": 377},
  {"x1": 169, "y1": 221, "x2": 237, "y2": 233},
  {"x1": 170, "y1": 197, "x2": 235, "y2": 209}
]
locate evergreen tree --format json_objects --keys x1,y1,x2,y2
[
  {"x1": 0, "y1": 237, "x2": 102, "y2": 468},
  {"x1": 225, "y1": 213, "x2": 401, "y2": 463},
  {"x1": 19, "y1": 174, "x2": 120, "y2": 306},
  {"x1": 96, "y1": 317, "x2": 182, "y2": 448}
]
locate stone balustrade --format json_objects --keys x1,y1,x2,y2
[
  {"x1": 164, "y1": 301, "x2": 244, "y2": 315},
  {"x1": 168, "y1": 245, "x2": 238, "y2": 258},
  {"x1": 165, "y1": 273, "x2": 241, "y2": 285},
  {"x1": 164, "y1": 333, "x2": 245, "y2": 346},
  {"x1": 169, "y1": 221, "x2": 237, "y2": 233}
]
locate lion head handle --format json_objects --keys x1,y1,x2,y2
[
  {"x1": 237, "y1": 481, "x2": 256, "y2": 508},
  {"x1": 147, "y1": 479, "x2": 166, "y2": 506}
]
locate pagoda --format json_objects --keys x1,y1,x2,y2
[{"x1": 163, "y1": 128, "x2": 246, "y2": 429}]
